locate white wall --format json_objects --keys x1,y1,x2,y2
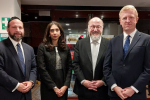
[
  {"x1": 14, "y1": 0, "x2": 21, "y2": 19},
  {"x1": 0, "y1": 0, "x2": 21, "y2": 33}
]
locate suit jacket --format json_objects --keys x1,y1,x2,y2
[
  {"x1": 37, "y1": 43, "x2": 72, "y2": 100},
  {"x1": 73, "y1": 37, "x2": 109, "y2": 99},
  {"x1": 0, "y1": 38, "x2": 37, "y2": 100},
  {"x1": 103, "y1": 31, "x2": 150, "y2": 99}
]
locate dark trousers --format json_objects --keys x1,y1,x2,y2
[
  {"x1": 78, "y1": 96, "x2": 91, "y2": 100},
  {"x1": 21, "y1": 94, "x2": 26, "y2": 100},
  {"x1": 110, "y1": 97, "x2": 145, "y2": 100},
  {"x1": 78, "y1": 96, "x2": 109, "y2": 100},
  {"x1": 110, "y1": 97, "x2": 121, "y2": 100}
]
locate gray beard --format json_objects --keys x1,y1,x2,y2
[
  {"x1": 9, "y1": 32, "x2": 23, "y2": 41},
  {"x1": 90, "y1": 34, "x2": 101, "y2": 42}
]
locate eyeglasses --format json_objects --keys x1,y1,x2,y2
[
  {"x1": 90, "y1": 25, "x2": 102, "y2": 30},
  {"x1": 50, "y1": 29, "x2": 60, "y2": 33}
]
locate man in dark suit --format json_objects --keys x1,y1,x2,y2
[
  {"x1": 73, "y1": 17, "x2": 109, "y2": 100},
  {"x1": 0, "y1": 17, "x2": 37, "y2": 100},
  {"x1": 103, "y1": 5, "x2": 150, "y2": 100}
]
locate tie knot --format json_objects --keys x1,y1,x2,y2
[
  {"x1": 17, "y1": 43, "x2": 20, "y2": 47},
  {"x1": 127, "y1": 35, "x2": 130, "y2": 38}
]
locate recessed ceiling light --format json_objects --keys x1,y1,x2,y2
[
  {"x1": 68, "y1": 29, "x2": 71, "y2": 30},
  {"x1": 66, "y1": 23, "x2": 70, "y2": 26},
  {"x1": 76, "y1": 14, "x2": 79, "y2": 17},
  {"x1": 101, "y1": 15, "x2": 104, "y2": 19},
  {"x1": 83, "y1": 31, "x2": 86, "y2": 33},
  {"x1": 69, "y1": 31, "x2": 72, "y2": 33},
  {"x1": 35, "y1": 16, "x2": 37, "y2": 19}
]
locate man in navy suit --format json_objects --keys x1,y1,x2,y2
[
  {"x1": 103, "y1": 5, "x2": 150, "y2": 100},
  {"x1": 0, "y1": 17, "x2": 37, "y2": 100}
]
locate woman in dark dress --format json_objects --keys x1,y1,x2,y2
[{"x1": 37, "y1": 21, "x2": 72, "y2": 100}]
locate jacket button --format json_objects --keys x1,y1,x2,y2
[{"x1": 123, "y1": 64, "x2": 125, "y2": 67}]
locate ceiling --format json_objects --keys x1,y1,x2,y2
[{"x1": 21, "y1": 0, "x2": 150, "y2": 7}]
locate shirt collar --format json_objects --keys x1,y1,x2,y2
[
  {"x1": 123, "y1": 29, "x2": 137, "y2": 40},
  {"x1": 90, "y1": 36, "x2": 101, "y2": 44},
  {"x1": 9, "y1": 36, "x2": 22, "y2": 47}
]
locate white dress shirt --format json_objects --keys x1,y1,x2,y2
[
  {"x1": 111, "y1": 29, "x2": 139, "y2": 93},
  {"x1": 90, "y1": 37, "x2": 101, "y2": 78}
]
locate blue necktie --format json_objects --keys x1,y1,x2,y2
[
  {"x1": 17, "y1": 43, "x2": 25, "y2": 75},
  {"x1": 123, "y1": 35, "x2": 130, "y2": 58}
]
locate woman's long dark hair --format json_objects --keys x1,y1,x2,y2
[{"x1": 43, "y1": 21, "x2": 66, "y2": 51}]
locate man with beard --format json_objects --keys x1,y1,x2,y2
[
  {"x1": 73, "y1": 17, "x2": 109, "y2": 100},
  {"x1": 0, "y1": 17, "x2": 37, "y2": 100}
]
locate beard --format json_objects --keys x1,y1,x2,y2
[
  {"x1": 8, "y1": 32, "x2": 24, "y2": 41},
  {"x1": 90, "y1": 32, "x2": 101, "y2": 42}
]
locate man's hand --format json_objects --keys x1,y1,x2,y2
[
  {"x1": 113, "y1": 86, "x2": 127, "y2": 100},
  {"x1": 88, "y1": 80, "x2": 104, "y2": 91},
  {"x1": 17, "y1": 83, "x2": 26, "y2": 93},
  {"x1": 82, "y1": 80, "x2": 92, "y2": 88},
  {"x1": 58, "y1": 86, "x2": 68, "y2": 97},
  {"x1": 123, "y1": 87, "x2": 135, "y2": 97},
  {"x1": 91, "y1": 80, "x2": 104, "y2": 88},
  {"x1": 82, "y1": 80, "x2": 97, "y2": 91},
  {"x1": 22, "y1": 81, "x2": 33, "y2": 92}
]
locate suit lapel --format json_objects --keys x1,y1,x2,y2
[
  {"x1": 58, "y1": 50, "x2": 64, "y2": 69},
  {"x1": 85, "y1": 38, "x2": 92, "y2": 63},
  {"x1": 6, "y1": 38, "x2": 25, "y2": 75},
  {"x1": 49, "y1": 50, "x2": 56, "y2": 70},
  {"x1": 124, "y1": 31, "x2": 141, "y2": 59},
  {"x1": 22, "y1": 42, "x2": 28, "y2": 76},
  {"x1": 96, "y1": 37, "x2": 105, "y2": 66},
  {"x1": 119, "y1": 34, "x2": 124, "y2": 60}
]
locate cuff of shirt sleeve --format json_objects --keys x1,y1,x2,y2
[
  {"x1": 111, "y1": 83, "x2": 117, "y2": 91},
  {"x1": 131, "y1": 86, "x2": 139, "y2": 93},
  {"x1": 12, "y1": 82, "x2": 20, "y2": 92},
  {"x1": 81, "y1": 79, "x2": 85, "y2": 84}
]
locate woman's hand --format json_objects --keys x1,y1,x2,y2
[
  {"x1": 53, "y1": 87, "x2": 61, "y2": 97},
  {"x1": 59, "y1": 86, "x2": 68, "y2": 97}
]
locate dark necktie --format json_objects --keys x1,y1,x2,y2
[
  {"x1": 123, "y1": 35, "x2": 130, "y2": 58},
  {"x1": 17, "y1": 43, "x2": 25, "y2": 75}
]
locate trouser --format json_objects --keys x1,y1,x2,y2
[{"x1": 21, "y1": 94, "x2": 26, "y2": 100}]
